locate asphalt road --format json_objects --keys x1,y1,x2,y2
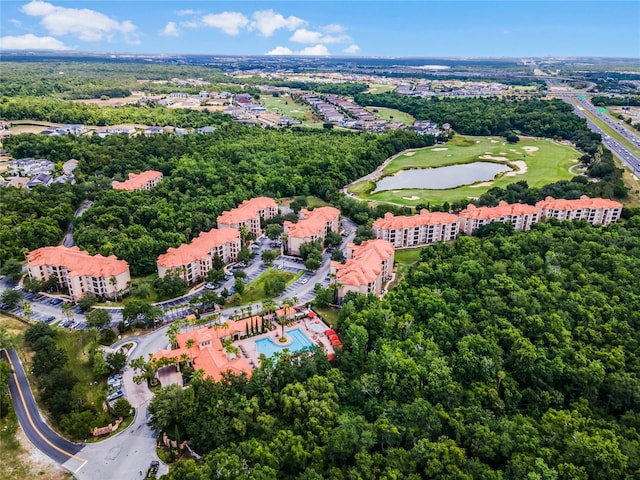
[
  {"x1": 63, "y1": 200, "x2": 93, "y2": 248},
  {"x1": 3, "y1": 348, "x2": 87, "y2": 472}
]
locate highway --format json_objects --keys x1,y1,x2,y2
[
  {"x1": 2, "y1": 348, "x2": 87, "y2": 473},
  {"x1": 548, "y1": 83, "x2": 640, "y2": 176}
]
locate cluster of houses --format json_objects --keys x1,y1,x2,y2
[
  {"x1": 1, "y1": 157, "x2": 78, "y2": 189},
  {"x1": 395, "y1": 80, "x2": 510, "y2": 97},
  {"x1": 41, "y1": 124, "x2": 87, "y2": 136}
]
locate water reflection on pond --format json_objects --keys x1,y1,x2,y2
[{"x1": 373, "y1": 162, "x2": 512, "y2": 192}]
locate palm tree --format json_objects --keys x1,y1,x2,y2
[
  {"x1": 185, "y1": 338, "x2": 196, "y2": 364},
  {"x1": 167, "y1": 321, "x2": 181, "y2": 349},
  {"x1": 109, "y1": 276, "x2": 118, "y2": 302},
  {"x1": 191, "y1": 368, "x2": 205, "y2": 383}
]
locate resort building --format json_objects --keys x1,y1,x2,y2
[
  {"x1": 284, "y1": 207, "x2": 341, "y2": 256},
  {"x1": 112, "y1": 170, "x2": 163, "y2": 191},
  {"x1": 153, "y1": 322, "x2": 257, "y2": 382},
  {"x1": 27, "y1": 246, "x2": 130, "y2": 301},
  {"x1": 458, "y1": 201, "x2": 542, "y2": 235},
  {"x1": 373, "y1": 210, "x2": 459, "y2": 248},
  {"x1": 535, "y1": 195, "x2": 623, "y2": 226},
  {"x1": 331, "y1": 239, "x2": 395, "y2": 302},
  {"x1": 157, "y1": 229, "x2": 240, "y2": 282},
  {"x1": 217, "y1": 197, "x2": 278, "y2": 237}
]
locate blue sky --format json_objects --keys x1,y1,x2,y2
[{"x1": 1, "y1": 1, "x2": 638, "y2": 57}]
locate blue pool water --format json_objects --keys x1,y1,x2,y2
[
  {"x1": 309, "y1": 322, "x2": 327, "y2": 332},
  {"x1": 255, "y1": 328, "x2": 314, "y2": 357}
]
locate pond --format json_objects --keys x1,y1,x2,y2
[{"x1": 372, "y1": 162, "x2": 513, "y2": 192}]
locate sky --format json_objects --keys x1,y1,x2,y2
[{"x1": 0, "y1": 1, "x2": 638, "y2": 57}]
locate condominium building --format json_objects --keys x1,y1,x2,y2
[
  {"x1": 373, "y1": 210, "x2": 459, "y2": 248},
  {"x1": 157, "y1": 229, "x2": 240, "y2": 282},
  {"x1": 112, "y1": 170, "x2": 163, "y2": 191},
  {"x1": 458, "y1": 201, "x2": 542, "y2": 235},
  {"x1": 216, "y1": 197, "x2": 278, "y2": 237},
  {"x1": 27, "y1": 246, "x2": 130, "y2": 301},
  {"x1": 535, "y1": 195, "x2": 623, "y2": 226},
  {"x1": 331, "y1": 239, "x2": 395, "y2": 302},
  {"x1": 153, "y1": 323, "x2": 255, "y2": 381},
  {"x1": 284, "y1": 206, "x2": 341, "y2": 256}
]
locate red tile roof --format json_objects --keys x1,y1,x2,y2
[
  {"x1": 157, "y1": 229, "x2": 239, "y2": 268},
  {"x1": 373, "y1": 210, "x2": 459, "y2": 230},
  {"x1": 459, "y1": 200, "x2": 541, "y2": 220},
  {"x1": 536, "y1": 195, "x2": 623, "y2": 211},
  {"x1": 284, "y1": 207, "x2": 340, "y2": 238},
  {"x1": 27, "y1": 246, "x2": 129, "y2": 278},
  {"x1": 112, "y1": 170, "x2": 162, "y2": 191},
  {"x1": 335, "y1": 239, "x2": 394, "y2": 287},
  {"x1": 217, "y1": 197, "x2": 276, "y2": 225}
]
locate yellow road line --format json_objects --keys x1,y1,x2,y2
[{"x1": 6, "y1": 352, "x2": 87, "y2": 462}]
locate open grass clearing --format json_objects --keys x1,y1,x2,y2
[
  {"x1": 365, "y1": 83, "x2": 396, "y2": 94},
  {"x1": 366, "y1": 106, "x2": 414, "y2": 125},
  {"x1": 393, "y1": 247, "x2": 424, "y2": 281},
  {"x1": 259, "y1": 94, "x2": 314, "y2": 122},
  {"x1": 236, "y1": 268, "x2": 302, "y2": 305},
  {"x1": 348, "y1": 135, "x2": 580, "y2": 206},
  {"x1": 312, "y1": 305, "x2": 339, "y2": 329}
]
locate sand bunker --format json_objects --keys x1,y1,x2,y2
[
  {"x1": 470, "y1": 181, "x2": 494, "y2": 188},
  {"x1": 522, "y1": 146, "x2": 539, "y2": 153},
  {"x1": 490, "y1": 140, "x2": 499, "y2": 143},
  {"x1": 500, "y1": 152, "x2": 508, "y2": 155},
  {"x1": 504, "y1": 160, "x2": 528, "y2": 177},
  {"x1": 431, "y1": 147, "x2": 448, "y2": 151},
  {"x1": 480, "y1": 155, "x2": 509, "y2": 161},
  {"x1": 404, "y1": 151, "x2": 416, "y2": 156},
  {"x1": 402, "y1": 196, "x2": 420, "y2": 200}
]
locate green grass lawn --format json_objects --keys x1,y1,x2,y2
[
  {"x1": 312, "y1": 305, "x2": 339, "y2": 329},
  {"x1": 393, "y1": 247, "x2": 424, "y2": 282},
  {"x1": 367, "y1": 106, "x2": 414, "y2": 125},
  {"x1": 236, "y1": 268, "x2": 301, "y2": 304},
  {"x1": 365, "y1": 83, "x2": 396, "y2": 94},
  {"x1": 259, "y1": 94, "x2": 315, "y2": 122},
  {"x1": 348, "y1": 135, "x2": 580, "y2": 206}
]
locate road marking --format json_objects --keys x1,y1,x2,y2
[
  {"x1": 74, "y1": 460, "x2": 88, "y2": 473},
  {"x1": 6, "y1": 352, "x2": 87, "y2": 462}
]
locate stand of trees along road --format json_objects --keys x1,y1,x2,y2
[{"x1": 150, "y1": 215, "x2": 640, "y2": 479}]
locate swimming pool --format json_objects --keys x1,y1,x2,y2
[
  {"x1": 309, "y1": 321, "x2": 327, "y2": 332},
  {"x1": 255, "y1": 328, "x2": 314, "y2": 357}
]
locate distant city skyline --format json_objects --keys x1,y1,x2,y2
[{"x1": 1, "y1": 1, "x2": 638, "y2": 58}]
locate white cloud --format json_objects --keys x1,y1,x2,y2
[
  {"x1": 249, "y1": 9, "x2": 306, "y2": 37},
  {"x1": 290, "y1": 28, "x2": 350, "y2": 44},
  {"x1": 0, "y1": 33, "x2": 69, "y2": 50},
  {"x1": 202, "y1": 12, "x2": 248, "y2": 35},
  {"x1": 298, "y1": 44, "x2": 330, "y2": 56},
  {"x1": 176, "y1": 9, "x2": 196, "y2": 16},
  {"x1": 344, "y1": 44, "x2": 360, "y2": 54},
  {"x1": 9, "y1": 19, "x2": 22, "y2": 27},
  {"x1": 180, "y1": 21, "x2": 199, "y2": 29},
  {"x1": 322, "y1": 24, "x2": 345, "y2": 34},
  {"x1": 162, "y1": 22, "x2": 179, "y2": 37},
  {"x1": 266, "y1": 46, "x2": 293, "y2": 55},
  {"x1": 21, "y1": 1, "x2": 138, "y2": 43}
]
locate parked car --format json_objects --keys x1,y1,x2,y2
[
  {"x1": 107, "y1": 390, "x2": 124, "y2": 402},
  {"x1": 45, "y1": 316, "x2": 56, "y2": 323}
]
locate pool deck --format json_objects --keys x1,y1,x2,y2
[{"x1": 235, "y1": 317, "x2": 335, "y2": 367}]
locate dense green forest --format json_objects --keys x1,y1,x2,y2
[
  {"x1": 591, "y1": 96, "x2": 640, "y2": 107},
  {"x1": 150, "y1": 215, "x2": 640, "y2": 479},
  {"x1": 2, "y1": 128, "x2": 434, "y2": 274}
]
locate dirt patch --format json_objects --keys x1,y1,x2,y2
[
  {"x1": 479, "y1": 155, "x2": 509, "y2": 161},
  {"x1": 522, "y1": 146, "x2": 539, "y2": 153},
  {"x1": 504, "y1": 160, "x2": 528, "y2": 177},
  {"x1": 430, "y1": 147, "x2": 448, "y2": 151},
  {"x1": 470, "y1": 181, "x2": 494, "y2": 188},
  {"x1": 403, "y1": 151, "x2": 416, "y2": 156},
  {"x1": 402, "y1": 195, "x2": 420, "y2": 200},
  {"x1": 4, "y1": 427, "x2": 67, "y2": 480}
]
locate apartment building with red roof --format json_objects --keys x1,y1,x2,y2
[
  {"x1": 157, "y1": 229, "x2": 240, "y2": 282},
  {"x1": 27, "y1": 246, "x2": 130, "y2": 300},
  {"x1": 153, "y1": 322, "x2": 256, "y2": 382},
  {"x1": 373, "y1": 210, "x2": 459, "y2": 248},
  {"x1": 284, "y1": 206, "x2": 341, "y2": 256},
  {"x1": 216, "y1": 197, "x2": 278, "y2": 237},
  {"x1": 458, "y1": 201, "x2": 542, "y2": 235},
  {"x1": 331, "y1": 239, "x2": 394, "y2": 302},
  {"x1": 535, "y1": 195, "x2": 623, "y2": 226},
  {"x1": 112, "y1": 170, "x2": 163, "y2": 191}
]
